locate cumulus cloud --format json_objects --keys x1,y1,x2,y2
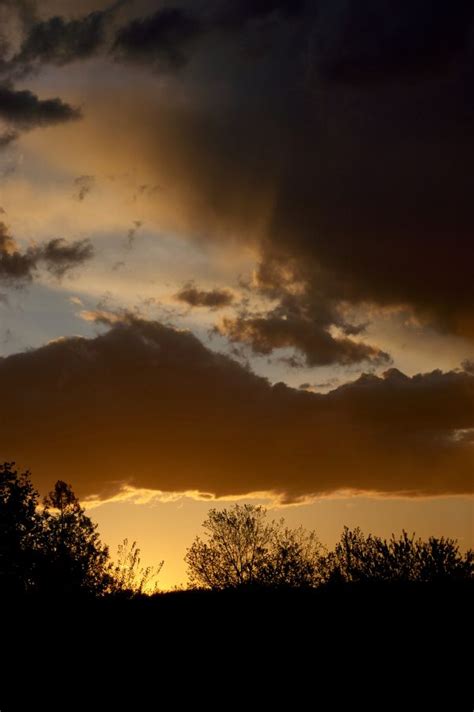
[
  {"x1": 0, "y1": 222, "x2": 94, "y2": 284},
  {"x1": 0, "y1": 317, "x2": 472, "y2": 501},
  {"x1": 175, "y1": 282, "x2": 234, "y2": 309},
  {"x1": 0, "y1": 82, "x2": 81, "y2": 129}
]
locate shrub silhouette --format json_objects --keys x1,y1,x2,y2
[{"x1": 108, "y1": 538, "x2": 164, "y2": 596}]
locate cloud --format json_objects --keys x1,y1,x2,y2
[
  {"x1": 0, "y1": 222, "x2": 94, "y2": 284},
  {"x1": 14, "y1": 9, "x2": 112, "y2": 69},
  {"x1": 112, "y1": 7, "x2": 203, "y2": 70},
  {"x1": 104, "y1": 1, "x2": 474, "y2": 343},
  {"x1": 216, "y1": 259, "x2": 389, "y2": 366},
  {"x1": 218, "y1": 313, "x2": 389, "y2": 367},
  {"x1": 0, "y1": 2, "x2": 126, "y2": 78},
  {"x1": 0, "y1": 222, "x2": 37, "y2": 283},
  {"x1": 0, "y1": 82, "x2": 81, "y2": 129},
  {"x1": 125, "y1": 220, "x2": 142, "y2": 250},
  {"x1": 212, "y1": 0, "x2": 306, "y2": 31},
  {"x1": 2, "y1": 0, "x2": 473, "y2": 346},
  {"x1": 40, "y1": 237, "x2": 94, "y2": 278},
  {"x1": 315, "y1": 0, "x2": 474, "y2": 83},
  {"x1": 0, "y1": 317, "x2": 472, "y2": 501},
  {"x1": 175, "y1": 282, "x2": 234, "y2": 309},
  {"x1": 73, "y1": 175, "x2": 95, "y2": 202}
]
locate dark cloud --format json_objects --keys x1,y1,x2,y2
[
  {"x1": 214, "y1": 0, "x2": 306, "y2": 29},
  {"x1": 0, "y1": 222, "x2": 94, "y2": 284},
  {"x1": 0, "y1": 317, "x2": 472, "y2": 501},
  {"x1": 73, "y1": 175, "x2": 95, "y2": 202},
  {"x1": 0, "y1": 222, "x2": 37, "y2": 283},
  {"x1": 112, "y1": 7, "x2": 202, "y2": 70},
  {"x1": 1, "y1": 0, "x2": 473, "y2": 355},
  {"x1": 0, "y1": 82, "x2": 81, "y2": 129},
  {"x1": 216, "y1": 259, "x2": 389, "y2": 367},
  {"x1": 40, "y1": 237, "x2": 95, "y2": 278},
  {"x1": 15, "y1": 10, "x2": 111, "y2": 68},
  {"x1": 315, "y1": 0, "x2": 474, "y2": 83},
  {"x1": 125, "y1": 220, "x2": 142, "y2": 250},
  {"x1": 175, "y1": 282, "x2": 234, "y2": 309},
  {"x1": 218, "y1": 313, "x2": 388, "y2": 367},
  {"x1": 4, "y1": 2, "x2": 129, "y2": 78},
  {"x1": 102, "y1": 0, "x2": 474, "y2": 344},
  {"x1": 0, "y1": 129, "x2": 18, "y2": 147}
]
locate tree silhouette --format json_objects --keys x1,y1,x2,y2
[
  {"x1": 185, "y1": 504, "x2": 325, "y2": 589},
  {"x1": 327, "y1": 526, "x2": 474, "y2": 583},
  {"x1": 39, "y1": 480, "x2": 110, "y2": 596},
  {"x1": 0, "y1": 462, "x2": 40, "y2": 596}
]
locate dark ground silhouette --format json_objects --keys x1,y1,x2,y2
[{"x1": 0, "y1": 462, "x2": 472, "y2": 709}]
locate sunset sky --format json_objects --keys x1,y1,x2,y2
[{"x1": 0, "y1": 0, "x2": 472, "y2": 588}]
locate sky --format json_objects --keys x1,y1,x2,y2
[{"x1": 0, "y1": 0, "x2": 472, "y2": 589}]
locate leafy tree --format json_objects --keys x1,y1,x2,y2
[
  {"x1": 185, "y1": 504, "x2": 324, "y2": 589},
  {"x1": 327, "y1": 527, "x2": 474, "y2": 584},
  {"x1": 108, "y1": 538, "x2": 164, "y2": 597},
  {"x1": 0, "y1": 462, "x2": 41, "y2": 595},
  {"x1": 39, "y1": 480, "x2": 110, "y2": 596}
]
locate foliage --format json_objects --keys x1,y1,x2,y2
[
  {"x1": 38, "y1": 480, "x2": 110, "y2": 596},
  {"x1": 185, "y1": 504, "x2": 325, "y2": 589},
  {"x1": 0, "y1": 462, "x2": 41, "y2": 594},
  {"x1": 261, "y1": 525, "x2": 326, "y2": 588},
  {"x1": 108, "y1": 538, "x2": 164, "y2": 596},
  {"x1": 327, "y1": 526, "x2": 474, "y2": 584}
]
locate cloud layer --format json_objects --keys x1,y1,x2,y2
[{"x1": 1, "y1": 317, "x2": 472, "y2": 501}]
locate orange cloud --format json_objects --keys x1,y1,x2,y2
[{"x1": 1, "y1": 317, "x2": 472, "y2": 501}]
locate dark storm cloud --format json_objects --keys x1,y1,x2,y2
[
  {"x1": 0, "y1": 317, "x2": 472, "y2": 500},
  {"x1": 0, "y1": 222, "x2": 94, "y2": 284},
  {"x1": 112, "y1": 7, "x2": 202, "y2": 70},
  {"x1": 0, "y1": 82, "x2": 80, "y2": 128},
  {"x1": 2, "y1": 0, "x2": 474, "y2": 353},
  {"x1": 175, "y1": 282, "x2": 234, "y2": 309},
  {"x1": 102, "y1": 0, "x2": 474, "y2": 345}
]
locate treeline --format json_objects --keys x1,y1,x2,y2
[
  {"x1": 1, "y1": 462, "x2": 472, "y2": 598},
  {"x1": 0, "y1": 462, "x2": 160, "y2": 598}
]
